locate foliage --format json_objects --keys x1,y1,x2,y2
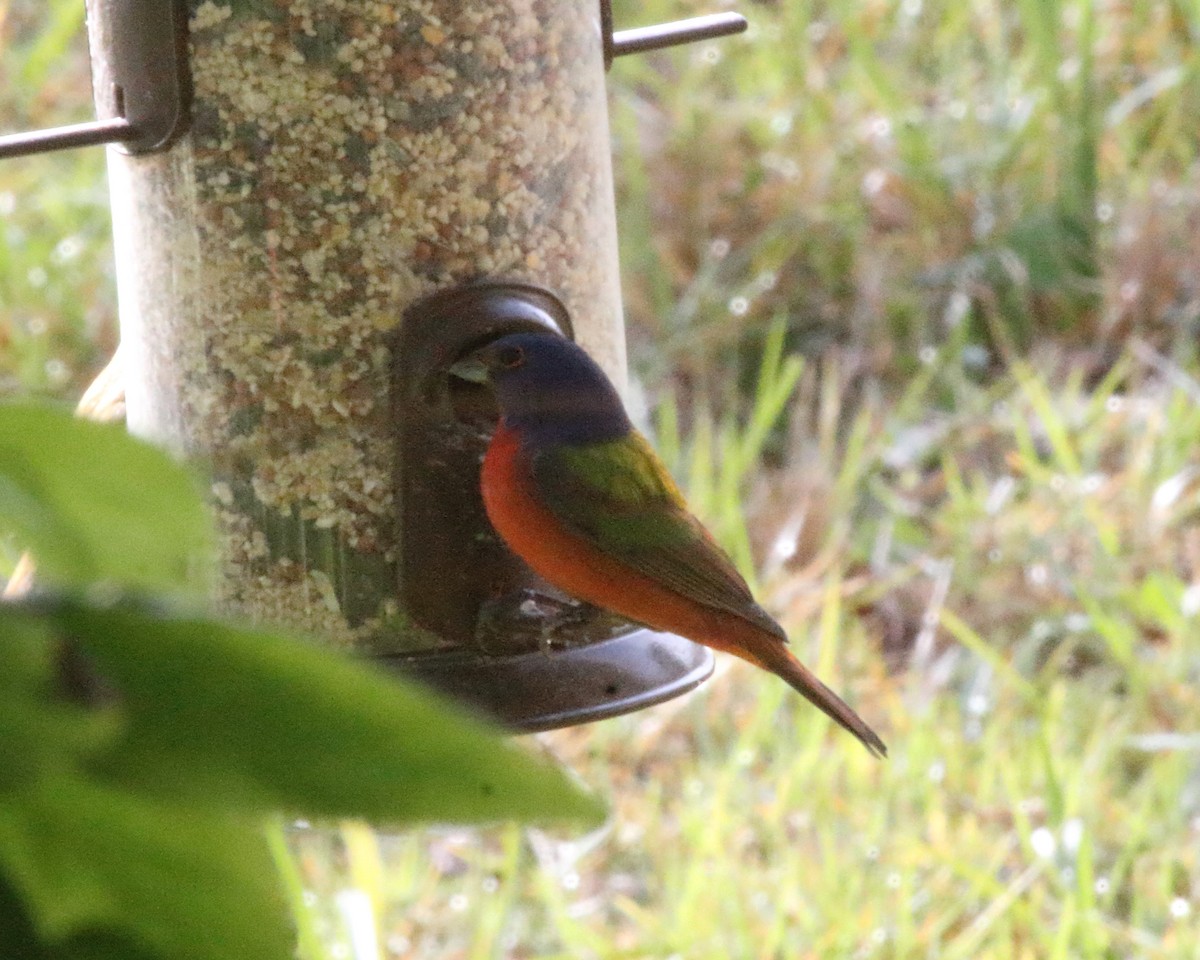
[
  {"x1": 0, "y1": 405, "x2": 212, "y2": 594},
  {"x1": 611, "y1": 0, "x2": 1200, "y2": 397},
  {"x1": 0, "y1": 403, "x2": 603, "y2": 960}
]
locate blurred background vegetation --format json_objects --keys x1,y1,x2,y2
[{"x1": 3, "y1": 0, "x2": 1200, "y2": 956}]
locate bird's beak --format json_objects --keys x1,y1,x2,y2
[{"x1": 448, "y1": 352, "x2": 490, "y2": 384}]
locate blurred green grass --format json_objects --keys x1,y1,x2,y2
[
  {"x1": 4, "y1": 0, "x2": 1200, "y2": 957},
  {"x1": 0, "y1": 0, "x2": 116, "y2": 399}
]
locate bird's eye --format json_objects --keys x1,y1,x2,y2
[{"x1": 496, "y1": 345, "x2": 524, "y2": 368}]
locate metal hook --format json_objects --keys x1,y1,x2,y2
[
  {"x1": 600, "y1": 0, "x2": 748, "y2": 69},
  {"x1": 0, "y1": 0, "x2": 190, "y2": 161}
]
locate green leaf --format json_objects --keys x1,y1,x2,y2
[
  {"x1": 22, "y1": 596, "x2": 605, "y2": 827},
  {"x1": 0, "y1": 776, "x2": 291, "y2": 960},
  {"x1": 0, "y1": 615, "x2": 120, "y2": 793},
  {"x1": 44, "y1": 930, "x2": 159, "y2": 960},
  {"x1": 0, "y1": 870, "x2": 49, "y2": 960},
  {"x1": 0, "y1": 473, "x2": 79, "y2": 585},
  {"x1": 0, "y1": 404, "x2": 211, "y2": 594}
]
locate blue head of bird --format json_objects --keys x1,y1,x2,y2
[{"x1": 452, "y1": 332, "x2": 632, "y2": 446}]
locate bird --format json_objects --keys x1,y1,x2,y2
[{"x1": 451, "y1": 331, "x2": 886, "y2": 757}]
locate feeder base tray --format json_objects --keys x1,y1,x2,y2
[{"x1": 379, "y1": 630, "x2": 714, "y2": 732}]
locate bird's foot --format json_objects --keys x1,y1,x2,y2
[{"x1": 474, "y1": 589, "x2": 622, "y2": 655}]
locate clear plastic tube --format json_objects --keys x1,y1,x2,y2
[{"x1": 105, "y1": 0, "x2": 624, "y2": 650}]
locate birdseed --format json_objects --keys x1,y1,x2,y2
[{"x1": 106, "y1": 0, "x2": 624, "y2": 650}]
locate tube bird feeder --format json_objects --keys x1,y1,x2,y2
[{"x1": 0, "y1": 0, "x2": 747, "y2": 730}]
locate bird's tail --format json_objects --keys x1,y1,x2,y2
[{"x1": 734, "y1": 625, "x2": 887, "y2": 758}]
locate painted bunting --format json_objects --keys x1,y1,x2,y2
[{"x1": 453, "y1": 331, "x2": 886, "y2": 756}]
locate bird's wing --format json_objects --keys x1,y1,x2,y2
[{"x1": 530, "y1": 433, "x2": 787, "y2": 641}]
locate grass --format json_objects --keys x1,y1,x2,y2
[{"x1": 4, "y1": 0, "x2": 1200, "y2": 957}]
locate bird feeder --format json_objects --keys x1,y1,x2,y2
[{"x1": 0, "y1": 0, "x2": 746, "y2": 730}]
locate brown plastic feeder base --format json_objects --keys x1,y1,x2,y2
[{"x1": 379, "y1": 630, "x2": 714, "y2": 733}]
